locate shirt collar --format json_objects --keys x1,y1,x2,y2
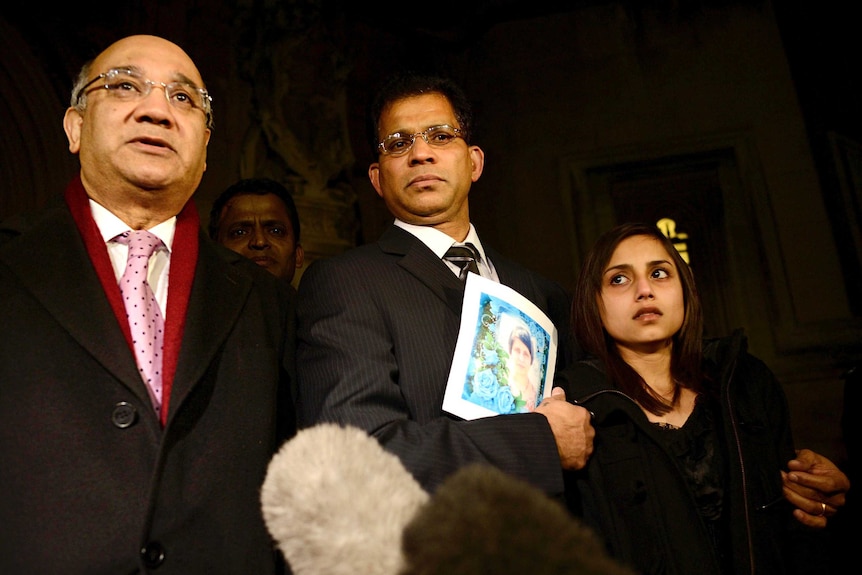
[
  {"x1": 393, "y1": 219, "x2": 487, "y2": 263},
  {"x1": 90, "y1": 199, "x2": 177, "y2": 252}
]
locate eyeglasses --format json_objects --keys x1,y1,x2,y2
[
  {"x1": 378, "y1": 125, "x2": 462, "y2": 156},
  {"x1": 75, "y1": 68, "x2": 213, "y2": 128}
]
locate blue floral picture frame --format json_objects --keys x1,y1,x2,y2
[{"x1": 443, "y1": 273, "x2": 558, "y2": 420}]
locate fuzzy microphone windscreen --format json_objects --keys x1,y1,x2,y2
[{"x1": 261, "y1": 423, "x2": 430, "y2": 575}]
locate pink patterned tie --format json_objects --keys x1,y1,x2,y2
[{"x1": 115, "y1": 230, "x2": 165, "y2": 412}]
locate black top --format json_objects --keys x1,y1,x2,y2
[{"x1": 654, "y1": 394, "x2": 730, "y2": 572}]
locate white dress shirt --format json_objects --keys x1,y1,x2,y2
[
  {"x1": 90, "y1": 199, "x2": 175, "y2": 316},
  {"x1": 393, "y1": 219, "x2": 499, "y2": 282}
]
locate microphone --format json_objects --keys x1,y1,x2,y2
[
  {"x1": 261, "y1": 423, "x2": 429, "y2": 575},
  {"x1": 399, "y1": 464, "x2": 637, "y2": 575},
  {"x1": 262, "y1": 423, "x2": 635, "y2": 575}
]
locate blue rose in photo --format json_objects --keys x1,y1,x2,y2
[
  {"x1": 482, "y1": 349, "x2": 500, "y2": 367},
  {"x1": 495, "y1": 384, "x2": 516, "y2": 414},
  {"x1": 472, "y1": 369, "x2": 499, "y2": 405}
]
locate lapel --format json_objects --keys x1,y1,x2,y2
[
  {"x1": 0, "y1": 201, "x2": 147, "y2": 397},
  {"x1": 0, "y1": 185, "x2": 258, "y2": 425},
  {"x1": 165, "y1": 236, "x2": 255, "y2": 420},
  {"x1": 484, "y1": 246, "x2": 536, "y2": 301},
  {"x1": 377, "y1": 225, "x2": 465, "y2": 314}
]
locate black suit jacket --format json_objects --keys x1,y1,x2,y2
[
  {"x1": 296, "y1": 224, "x2": 574, "y2": 495},
  {"x1": 0, "y1": 196, "x2": 295, "y2": 574}
]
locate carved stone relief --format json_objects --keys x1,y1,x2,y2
[{"x1": 234, "y1": 0, "x2": 359, "y2": 277}]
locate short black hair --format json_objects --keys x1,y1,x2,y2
[
  {"x1": 208, "y1": 177, "x2": 301, "y2": 242},
  {"x1": 366, "y1": 71, "x2": 474, "y2": 158},
  {"x1": 508, "y1": 325, "x2": 534, "y2": 362}
]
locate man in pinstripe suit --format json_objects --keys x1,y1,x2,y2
[{"x1": 295, "y1": 72, "x2": 595, "y2": 500}]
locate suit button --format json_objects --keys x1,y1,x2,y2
[
  {"x1": 141, "y1": 541, "x2": 165, "y2": 568},
  {"x1": 112, "y1": 402, "x2": 138, "y2": 428}
]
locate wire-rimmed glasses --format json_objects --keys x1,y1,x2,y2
[
  {"x1": 75, "y1": 67, "x2": 213, "y2": 129},
  {"x1": 378, "y1": 125, "x2": 462, "y2": 156}
]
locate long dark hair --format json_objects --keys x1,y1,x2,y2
[{"x1": 572, "y1": 222, "x2": 704, "y2": 415}]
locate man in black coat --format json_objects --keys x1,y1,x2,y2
[{"x1": 0, "y1": 35, "x2": 294, "y2": 574}]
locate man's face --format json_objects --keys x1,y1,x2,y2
[
  {"x1": 64, "y1": 35, "x2": 211, "y2": 212},
  {"x1": 368, "y1": 93, "x2": 484, "y2": 239},
  {"x1": 215, "y1": 193, "x2": 304, "y2": 283}
]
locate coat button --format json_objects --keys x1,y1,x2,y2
[
  {"x1": 112, "y1": 402, "x2": 137, "y2": 428},
  {"x1": 141, "y1": 541, "x2": 165, "y2": 568}
]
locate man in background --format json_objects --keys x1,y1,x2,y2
[{"x1": 209, "y1": 177, "x2": 304, "y2": 287}]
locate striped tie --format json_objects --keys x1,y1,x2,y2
[{"x1": 444, "y1": 243, "x2": 480, "y2": 280}]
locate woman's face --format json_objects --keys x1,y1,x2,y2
[
  {"x1": 598, "y1": 235, "x2": 684, "y2": 354},
  {"x1": 510, "y1": 337, "x2": 533, "y2": 372}
]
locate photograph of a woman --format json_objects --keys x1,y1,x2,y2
[
  {"x1": 506, "y1": 324, "x2": 539, "y2": 412},
  {"x1": 442, "y1": 276, "x2": 558, "y2": 419}
]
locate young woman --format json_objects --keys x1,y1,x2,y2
[{"x1": 557, "y1": 222, "x2": 825, "y2": 575}]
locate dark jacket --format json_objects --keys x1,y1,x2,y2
[
  {"x1": 0, "y1": 183, "x2": 295, "y2": 575},
  {"x1": 556, "y1": 330, "x2": 825, "y2": 575},
  {"x1": 296, "y1": 224, "x2": 574, "y2": 497}
]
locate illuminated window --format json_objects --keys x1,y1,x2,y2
[{"x1": 656, "y1": 217, "x2": 690, "y2": 264}]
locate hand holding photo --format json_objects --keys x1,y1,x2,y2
[{"x1": 443, "y1": 273, "x2": 558, "y2": 420}]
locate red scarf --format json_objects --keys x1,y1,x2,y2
[{"x1": 65, "y1": 176, "x2": 198, "y2": 427}]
